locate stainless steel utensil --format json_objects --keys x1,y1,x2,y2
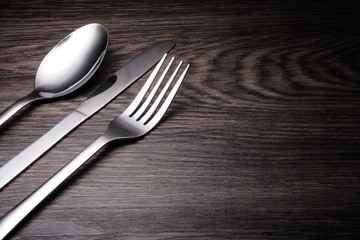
[
  {"x1": 0, "y1": 40, "x2": 175, "y2": 190},
  {"x1": 0, "y1": 54, "x2": 189, "y2": 239},
  {"x1": 0, "y1": 23, "x2": 109, "y2": 127}
]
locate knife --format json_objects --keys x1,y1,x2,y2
[{"x1": 0, "y1": 40, "x2": 175, "y2": 190}]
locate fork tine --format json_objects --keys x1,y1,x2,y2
[
  {"x1": 133, "y1": 57, "x2": 175, "y2": 120},
  {"x1": 123, "y1": 53, "x2": 167, "y2": 116},
  {"x1": 140, "y1": 61, "x2": 183, "y2": 123},
  {"x1": 142, "y1": 63, "x2": 190, "y2": 127}
]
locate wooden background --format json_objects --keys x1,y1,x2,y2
[{"x1": 0, "y1": 0, "x2": 360, "y2": 239}]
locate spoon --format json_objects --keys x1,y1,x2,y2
[{"x1": 0, "y1": 23, "x2": 109, "y2": 128}]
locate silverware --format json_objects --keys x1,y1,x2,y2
[
  {"x1": 0, "y1": 54, "x2": 189, "y2": 239},
  {"x1": 0, "y1": 23, "x2": 109, "y2": 127},
  {"x1": 0, "y1": 40, "x2": 175, "y2": 190}
]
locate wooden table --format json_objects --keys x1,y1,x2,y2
[{"x1": 1, "y1": 1, "x2": 359, "y2": 239}]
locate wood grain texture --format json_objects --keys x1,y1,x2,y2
[{"x1": 0, "y1": 0, "x2": 360, "y2": 239}]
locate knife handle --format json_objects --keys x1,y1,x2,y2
[{"x1": 0, "y1": 135, "x2": 109, "y2": 240}]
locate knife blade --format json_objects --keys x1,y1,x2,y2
[{"x1": 0, "y1": 40, "x2": 175, "y2": 190}]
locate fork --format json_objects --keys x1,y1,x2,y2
[{"x1": 0, "y1": 54, "x2": 189, "y2": 239}]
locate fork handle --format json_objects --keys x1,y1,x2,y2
[{"x1": 0, "y1": 135, "x2": 109, "y2": 240}]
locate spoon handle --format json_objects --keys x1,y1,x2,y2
[{"x1": 0, "y1": 91, "x2": 42, "y2": 128}]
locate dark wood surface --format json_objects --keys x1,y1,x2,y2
[{"x1": 1, "y1": 1, "x2": 360, "y2": 239}]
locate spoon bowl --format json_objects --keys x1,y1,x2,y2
[{"x1": 0, "y1": 23, "x2": 109, "y2": 127}]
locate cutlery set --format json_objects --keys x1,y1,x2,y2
[{"x1": 0, "y1": 23, "x2": 189, "y2": 239}]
